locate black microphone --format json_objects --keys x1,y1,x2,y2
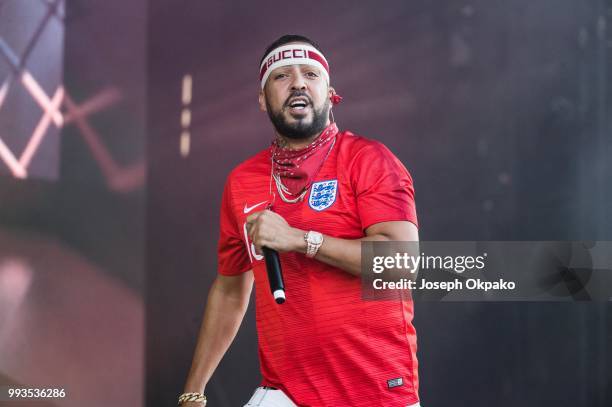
[{"x1": 262, "y1": 247, "x2": 285, "y2": 304}]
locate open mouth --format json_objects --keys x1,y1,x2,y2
[{"x1": 286, "y1": 97, "x2": 310, "y2": 112}]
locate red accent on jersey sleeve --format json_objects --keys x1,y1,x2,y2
[
  {"x1": 351, "y1": 142, "x2": 418, "y2": 230},
  {"x1": 217, "y1": 177, "x2": 251, "y2": 276}
]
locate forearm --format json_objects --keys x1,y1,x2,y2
[
  {"x1": 290, "y1": 221, "x2": 419, "y2": 277},
  {"x1": 307, "y1": 234, "x2": 390, "y2": 276},
  {"x1": 183, "y1": 276, "x2": 251, "y2": 393}
]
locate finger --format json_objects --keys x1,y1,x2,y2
[
  {"x1": 248, "y1": 224, "x2": 257, "y2": 241},
  {"x1": 251, "y1": 225, "x2": 270, "y2": 244},
  {"x1": 264, "y1": 209, "x2": 287, "y2": 226},
  {"x1": 246, "y1": 211, "x2": 263, "y2": 224},
  {"x1": 252, "y1": 238, "x2": 265, "y2": 255},
  {"x1": 262, "y1": 209, "x2": 278, "y2": 221}
]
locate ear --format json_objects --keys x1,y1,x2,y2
[
  {"x1": 258, "y1": 89, "x2": 267, "y2": 112},
  {"x1": 328, "y1": 86, "x2": 336, "y2": 99}
]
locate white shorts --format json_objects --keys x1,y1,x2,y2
[{"x1": 243, "y1": 386, "x2": 422, "y2": 407}]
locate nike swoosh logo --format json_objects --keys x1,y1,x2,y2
[{"x1": 243, "y1": 200, "x2": 267, "y2": 214}]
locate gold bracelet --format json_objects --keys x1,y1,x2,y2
[{"x1": 178, "y1": 392, "x2": 207, "y2": 405}]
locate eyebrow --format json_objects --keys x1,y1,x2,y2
[
  {"x1": 300, "y1": 65, "x2": 320, "y2": 71},
  {"x1": 302, "y1": 66, "x2": 321, "y2": 73}
]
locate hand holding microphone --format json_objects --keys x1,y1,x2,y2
[
  {"x1": 246, "y1": 210, "x2": 325, "y2": 304},
  {"x1": 245, "y1": 210, "x2": 297, "y2": 304}
]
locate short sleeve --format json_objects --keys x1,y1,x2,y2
[
  {"x1": 350, "y1": 142, "x2": 418, "y2": 231},
  {"x1": 217, "y1": 177, "x2": 251, "y2": 276}
]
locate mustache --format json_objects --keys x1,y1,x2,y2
[{"x1": 284, "y1": 91, "x2": 313, "y2": 107}]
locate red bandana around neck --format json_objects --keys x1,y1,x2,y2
[{"x1": 271, "y1": 123, "x2": 339, "y2": 199}]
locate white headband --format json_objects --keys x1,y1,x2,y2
[{"x1": 259, "y1": 44, "x2": 330, "y2": 89}]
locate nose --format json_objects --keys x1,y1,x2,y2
[{"x1": 289, "y1": 68, "x2": 307, "y2": 91}]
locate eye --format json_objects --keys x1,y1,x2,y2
[
  {"x1": 305, "y1": 71, "x2": 319, "y2": 78},
  {"x1": 274, "y1": 73, "x2": 288, "y2": 80}
]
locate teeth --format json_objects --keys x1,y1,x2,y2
[{"x1": 289, "y1": 98, "x2": 308, "y2": 108}]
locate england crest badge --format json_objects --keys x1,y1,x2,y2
[{"x1": 308, "y1": 180, "x2": 338, "y2": 211}]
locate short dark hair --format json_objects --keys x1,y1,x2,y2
[{"x1": 259, "y1": 34, "x2": 324, "y2": 66}]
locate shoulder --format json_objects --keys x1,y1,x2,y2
[
  {"x1": 226, "y1": 148, "x2": 270, "y2": 184},
  {"x1": 336, "y1": 130, "x2": 404, "y2": 169}
]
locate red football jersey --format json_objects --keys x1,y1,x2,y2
[{"x1": 217, "y1": 130, "x2": 419, "y2": 406}]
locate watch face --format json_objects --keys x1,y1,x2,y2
[{"x1": 310, "y1": 232, "x2": 323, "y2": 244}]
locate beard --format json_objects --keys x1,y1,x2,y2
[{"x1": 266, "y1": 92, "x2": 330, "y2": 140}]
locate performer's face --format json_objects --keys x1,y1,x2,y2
[{"x1": 260, "y1": 60, "x2": 332, "y2": 140}]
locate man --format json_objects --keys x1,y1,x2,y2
[{"x1": 180, "y1": 34, "x2": 420, "y2": 407}]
